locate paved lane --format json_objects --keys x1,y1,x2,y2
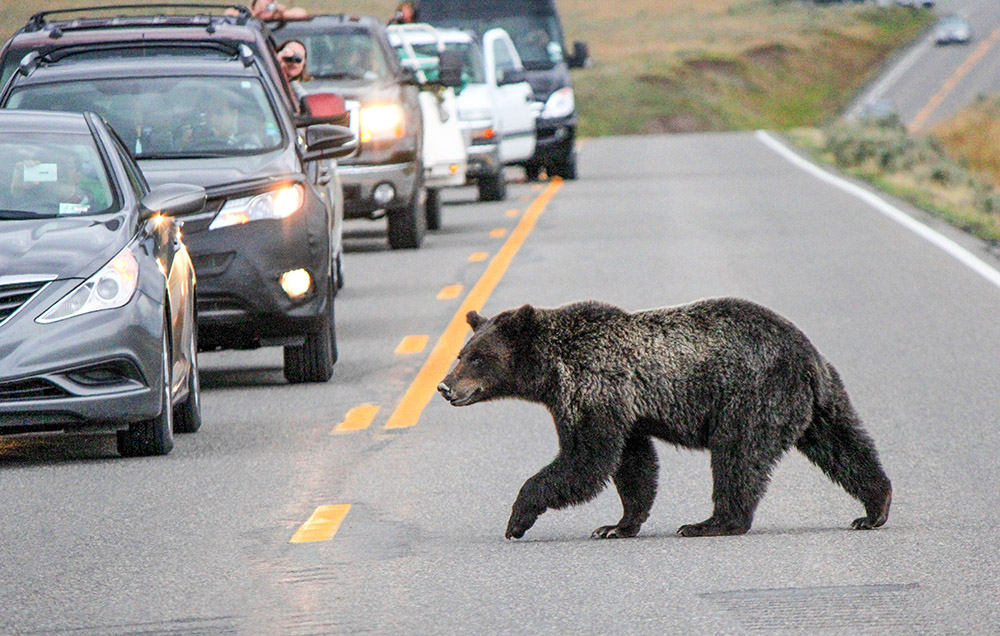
[{"x1": 2, "y1": 132, "x2": 999, "y2": 634}]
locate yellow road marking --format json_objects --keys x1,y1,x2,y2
[
  {"x1": 437, "y1": 284, "x2": 463, "y2": 300},
  {"x1": 505, "y1": 208, "x2": 520, "y2": 218},
  {"x1": 384, "y1": 178, "x2": 564, "y2": 429},
  {"x1": 333, "y1": 403, "x2": 380, "y2": 434},
  {"x1": 395, "y1": 335, "x2": 429, "y2": 354},
  {"x1": 289, "y1": 504, "x2": 351, "y2": 543},
  {"x1": 489, "y1": 228, "x2": 508, "y2": 238},
  {"x1": 910, "y1": 26, "x2": 1000, "y2": 132},
  {"x1": 468, "y1": 252, "x2": 489, "y2": 262}
]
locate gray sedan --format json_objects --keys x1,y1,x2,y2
[{"x1": 0, "y1": 110, "x2": 205, "y2": 457}]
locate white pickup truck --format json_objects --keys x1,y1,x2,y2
[{"x1": 388, "y1": 26, "x2": 537, "y2": 202}]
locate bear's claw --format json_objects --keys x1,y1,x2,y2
[{"x1": 591, "y1": 525, "x2": 640, "y2": 539}]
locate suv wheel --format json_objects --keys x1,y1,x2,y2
[
  {"x1": 283, "y1": 276, "x2": 337, "y2": 383},
  {"x1": 173, "y1": 314, "x2": 202, "y2": 434},
  {"x1": 387, "y1": 189, "x2": 426, "y2": 249},
  {"x1": 118, "y1": 318, "x2": 175, "y2": 457},
  {"x1": 425, "y1": 188, "x2": 442, "y2": 230},
  {"x1": 524, "y1": 161, "x2": 543, "y2": 182},
  {"x1": 477, "y1": 169, "x2": 507, "y2": 202},
  {"x1": 549, "y1": 150, "x2": 578, "y2": 180}
]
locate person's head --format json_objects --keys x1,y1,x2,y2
[
  {"x1": 207, "y1": 94, "x2": 241, "y2": 138},
  {"x1": 278, "y1": 40, "x2": 308, "y2": 82},
  {"x1": 395, "y1": 2, "x2": 415, "y2": 23}
]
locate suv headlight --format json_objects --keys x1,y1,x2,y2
[
  {"x1": 210, "y1": 184, "x2": 305, "y2": 230},
  {"x1": 541, "y1": 87, "x2": 575, "y2": 120},
  {"x1": 37, "y1": 245, "x2": 139, "y2": 323},
  {"x1": 360, "y1": 104, "x2": 405, "y2": 142}
]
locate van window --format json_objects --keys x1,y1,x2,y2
[{"x1": 492, "y1": 38, "x2": 517, "y2": 78}]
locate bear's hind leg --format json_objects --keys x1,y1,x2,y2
[
  {"x1": 677, "y1": 444, "x2": 775, "y2": 537},
  {"x1": 795, "y1": 401, "x2": 892, "y2": 530},
  {"x1": 592, "y1": 433, "x2": 658, "y2": 539}
]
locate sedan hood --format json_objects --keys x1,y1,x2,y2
[
  {"x1": 137, "y1": 149, "x2": 296, "y2": 190},
  {"x1": 0, "y1": 213, "x2": 132, "y2": 280}
]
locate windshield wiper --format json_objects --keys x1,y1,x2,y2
[
  {"x1": 317, "y1": 71, "x2": 368, "y2": 80},
  {"x1": 0, "y1": 209, "x2": 49, "y2": 220}
]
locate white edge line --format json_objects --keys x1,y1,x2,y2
[
  {"x1": 847, "y1": 36, "x2": 931, "y2": 120},
  {"x1": 755, "y1": 130, "x2": 1000, "y2": 291}
]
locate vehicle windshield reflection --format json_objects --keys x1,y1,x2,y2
[
  {"x1": 0, "y1": 132, "x2": 115, "y2": 219},
  {"x1": 6, "y1": 76, "x2": 285, "y2": 159}
]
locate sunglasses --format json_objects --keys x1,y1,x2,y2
[{"x1": 281, "y1": 54, "x2": 304, "y2": 64}]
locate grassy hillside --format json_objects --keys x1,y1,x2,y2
[{"x1": 1, "y1": 1, "x2": 933, "y2": 136}]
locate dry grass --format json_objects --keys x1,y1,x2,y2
[
  {"x1": 1, "y1": 0, "x2": 932, "y2": 136},
  {"x1": 932, "y1": 95, "x2": 1000, "y2": 189}
]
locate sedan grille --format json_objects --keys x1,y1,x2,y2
[
  {"x1": 0, "y1": 280, "x2": 48, "y2": 326},
  {"x1": 0, "y1": 378, "x2": 68, "y2": 402}
]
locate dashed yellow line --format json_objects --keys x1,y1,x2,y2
[
  {"x1": 289, "y1": 504, "x2": 351, "y2": 543},
  {"x1": 505, "y1": 208, "x2": 520, "y2": 218},
  {"x1": 468, "y1": 252, "x2": 489, "y2": 262},
  {"x1": 384, "y1": 178, "x2": 564, "y2": 429},
  {"x1": 437, "y1": 284, "x2": 463, "y2": 300},
  {"x1": 489, "y1": 228, "x2": 507, "y2": 238},
  {"x1": 333, "y1": 403, "x2": 380, "y2": 434},
  {"x1": 395, "y1": 335, "x2": 429, "y2": 354},
  {"x1": 910, "y1": 26, "x2": 1000, "y2": 132}
]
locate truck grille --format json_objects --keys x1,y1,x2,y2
[{"x1": 0, "y1": 280, "x2": 48, "y2": 326}]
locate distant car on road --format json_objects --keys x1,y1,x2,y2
[
  {"x1": 0, "y1": 110, "x2": 205, "y2": 457},
  {"x1": 934, "y1": 15, "x2": 972, "y2": 45}
]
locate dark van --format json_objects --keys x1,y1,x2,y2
[{"x1": 414, "y1": 0, "x2": 588, "y2": 180}]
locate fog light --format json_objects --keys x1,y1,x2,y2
[
  {"x1": 373, "y1": 183, "x2": 395, "y2": 207},
  {"x1": 280, "y1": 269, "x2": 312, "y2": 298}
]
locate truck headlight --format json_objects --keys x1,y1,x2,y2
[
  {"x1": 541, "y1": 87, "x2": 575, "y2": 120},
  {"x1": 360, "y1": 104, "x2": 405, "y2": 142},
  {"x1": 210, "y1": 184, "x2": 305, "y2": 230},
  {"x1": 37, "y1": 245, "x2": 139, "y2": 323}
]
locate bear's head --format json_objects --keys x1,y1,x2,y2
[{"x1": 437, "y1": 304, "x2": 539, "y2": 407}]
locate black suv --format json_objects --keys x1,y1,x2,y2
[
  {"x1": 271, "y1": 15, "x2": 428, "y2": 250},
  {"x1": 0, "y1": 5, "x2": 355, "y2": 383}
]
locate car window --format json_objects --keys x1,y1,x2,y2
[
  {"x1": 6, "y1": 76, "x2": 285, "y2": 159},
  {"x1": 422, "y1": 16, "x2": 563, "y2": 70},
  {"x1": 0, "y1": 132, "x2": 116, "y2": 219},
  {"x1": 293, "y1": 30, "x2": 392, "y2": 81},
  {"x1": 492, "y1": 38, "x2": 517, "y2": 80}
]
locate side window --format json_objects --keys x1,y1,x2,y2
[
  {"x1": 492, "y1": 38, "x2": 516, "y2": 81},
  {"x1": 111, "y1": 138, "x2": 149, "y2": 198}
]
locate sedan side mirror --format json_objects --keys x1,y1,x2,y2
[
  {"x1": 140, "y1": 183, "x2": 206, "y2": 220},
  {"x1": 302, "y1": 124, "x2": 357, "y2": 162},
  {"x1": 295, "y1": 92, "x2": 349, "y2": 127}
]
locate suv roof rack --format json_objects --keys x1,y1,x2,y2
[{"x1": 25, "y1": 4, "x2": 253, "y2": 33}]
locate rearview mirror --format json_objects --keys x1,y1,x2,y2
[
  {"x1": 436, "y1": 49, "x2": 464, "y2": 88},
  {"x1": 302, "y1": 124, "x2": 357, "y2": 162},
  {"x1": 295, "y1": 92, "x2": 349, "y2": 127},
  {"x1": 140, "y1": 183, "x2": 206, "y2": 220},
  {"x1": 497, "y1": 67, "x2": 526, "y2": 86}
]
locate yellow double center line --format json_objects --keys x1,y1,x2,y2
[
  {"x1": 384, "y1": 177, "x2": 564, "y2": 429},
  {"x1": 909, "y1": 26, "x2": 1000, "y2": 133}
]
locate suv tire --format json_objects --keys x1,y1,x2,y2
[
  {"x1": 425, "y1": 188, "x2": 442, "y2": 230},
  {"x1": 284, "y1": 277, "x2": 337, "y2": 383},
  {"x1": 477, "y1": 169, "x2": 507, "y2": 202},
  {"x1": 387, "y1": 188, "x2": 426, "y2": 249},
  {"x1": 549, "y1": 150, "x2": 578, "y2": 180}
]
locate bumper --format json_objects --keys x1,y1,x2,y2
[
  {"x1": 338, "y1": 160, "x2": 420, "y2": 218},
  {"x1": 529, "y1": 115, "x2": 576, "y2": 165},
  {"x1": 186, "y1": 197, "x2": 333, "y2": 351},
  {"x1": 0, "y1": 283, "x2": 164, "y2": 433},
  {"x1": 464, "y1": 144, "x2": 501, "y2": 180}
]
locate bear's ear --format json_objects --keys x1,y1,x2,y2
[
  {"x1": 497, "y1": 304, "x2": 537, "y2": 337},
  {"x1": 466, "y1": 310, "x2": 488, "y2": 331}
]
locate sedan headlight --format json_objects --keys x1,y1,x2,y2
[
  {"x1": 37, "y1": 245, "x2": 139, "y2": 323},
  {"x1": 210, "y1": 184, "x2": 305, "y2": 230},
  {"x1": 360, "y1": 104, "x2": 405, "y2": 142},
  {"x1": 540, "y1": 87, "x2": 575, "y2": 120}
]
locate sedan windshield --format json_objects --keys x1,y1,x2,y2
[
  {"x1": 6, "y1": 76, "x2": 284, "y2": 159},
  {"x1": 0, "y1": 132, "x2": 115, "y2": 219}
]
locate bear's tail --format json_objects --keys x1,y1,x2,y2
[{"x1": 797, "y1": 360, "x2": 892, "y2": 529}]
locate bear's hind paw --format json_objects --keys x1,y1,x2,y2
[
  {"x1": 591, "y1": 524, "x2": 640, "y2": 539},
  {"x1": 677, "y1": 520, "x2": 750, "y2": 537}
]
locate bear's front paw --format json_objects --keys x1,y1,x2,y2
[
  {"x1": 591, "y1": 524, "x2": 640, "y2": 539},
  {"x1": 505, "y1": 509, "x2": 539, "y2": 540}
]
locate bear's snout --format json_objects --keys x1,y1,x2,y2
[{"x1": 437, "y1": 382, "x2": 454, "y2": 401}]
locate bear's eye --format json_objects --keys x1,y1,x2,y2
[{"x1": 467, "y1": 353, "x2": 485, "y2": 367}]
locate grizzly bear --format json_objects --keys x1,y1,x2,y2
[{"x1": 437, "y1": 298, "x2": 892, "y2": 540}]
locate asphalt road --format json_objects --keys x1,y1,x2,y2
[
  {"x1": 3, "y1": 132, "x2": 1000, "y2": 634},
  {"x1": 849, "y1": 0, "x2": 1000, "y2": 131}
]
